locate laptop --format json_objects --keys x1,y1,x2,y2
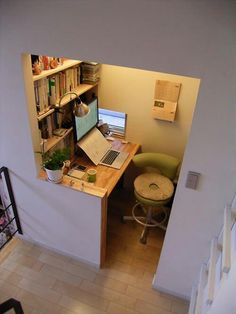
[{"x1": 78, "y1": 128, "x2": 129, "y2": 169}]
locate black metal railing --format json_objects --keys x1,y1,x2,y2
[
  {"x1": 0, "y1": 298, "x2": 24, "y2": 313},
  {"x1": 0, "y1": 167, "x2": 22, "y2": 250}
]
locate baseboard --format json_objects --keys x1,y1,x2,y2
[
  {"x1": 152, "y1": 273, "x2": 190, "y2": 302},
  {"x1": 16, "y1": 234, "x2": 100, "y2": 269}
]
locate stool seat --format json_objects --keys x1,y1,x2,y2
[
  {"x1": 134, "y1": 173, "x2": 174, "y2": 202},
  {"x1": 123, "y1": 152, "x2": 180, "y2": 244}
]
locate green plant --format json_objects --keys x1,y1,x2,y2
[{"x1": 43, "y1": 148, "x2": 70, "y2": 171}]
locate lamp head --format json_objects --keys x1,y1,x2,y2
[
  {"x1": 58, "y1": 92, "x2": 90, "y2": 117},
  {"x1": 73, "y1": 98, "x2": 90, "y2": 117}
]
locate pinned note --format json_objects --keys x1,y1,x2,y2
[{"x1": 152, "y1": 80, "x2": 181, "y2": 122}]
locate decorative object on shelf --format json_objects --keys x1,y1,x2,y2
[
  {"x1": 42, "y1": 148, "x2": 70, "y2": 183},
  {"x1": 49, "y1": 57, "x2": 58, "y2": 69},
  {"x1": 31, "y1": 55, "x2": 42, "y2": 75},
  {"x1": 58, "y1": 92, "x2": 90, "y2": 117},
  {"x1": 57, "y1": 57, "x2": 65, "y2": 66},
  {"x1": 42, "y1": 56, "x2": 49, "y2": 70}
]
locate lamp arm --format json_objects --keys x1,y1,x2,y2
[{"x1": 57, "y1": 92, "x2": 80, "y2": 108}]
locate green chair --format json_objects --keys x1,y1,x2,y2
[{"x1": 130, "y1": 153, "x2": 180, "y2": 244}]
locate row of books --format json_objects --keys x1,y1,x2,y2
[
  {"x1": 39, "y1": 112, "x2": 62, "y2": 139},
  {"x1": 81, "y1": 62, "x2": 100, "y2": 84},
  {"x1": 34, "y1": 66, "x2": 81, "y2": 115}
]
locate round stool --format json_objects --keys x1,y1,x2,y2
[{"x1": 132, "y1": 173, "x2": 174, "y2": 244}]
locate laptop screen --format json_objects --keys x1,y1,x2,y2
[{"x1": 78, "y1": 127, "x2": 112, "y2": 165}]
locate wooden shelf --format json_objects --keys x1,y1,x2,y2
[
  {"x1": 33, "y1": 59, "x2": 82, "y2": 81},
  {"x1": 36, "y1": 83, "x2": 97, "y2": 121},
  {"x1": 55, "y1": 83, "x2": 98, "y2": 108},
  {"x1": 44, "y1": 127, "x2": 73, "y2": 152},
  {"x1": 37, "y1": 108, "x2": 55, "y2": 121}
]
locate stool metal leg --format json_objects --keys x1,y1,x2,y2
[
  {"x1": 122, "y1": 201, "x2": 147, "y2": 223},
  {"x1": 122, "y1": 200, "x2": 169, "y2": 244},
  {"x1": 140, "y1": 206, "x2": 152, "y2": 244},
  {"x1": 132, "y1": 202, "x2": 168, "y2": 244}
]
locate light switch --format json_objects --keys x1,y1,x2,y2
[{"x1": 185, "y1": 171, "x2": 200, "y2": 190}]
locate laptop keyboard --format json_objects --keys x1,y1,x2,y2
[{"x1": 101, "y1": 150, "x2": 120, "y2": 165}]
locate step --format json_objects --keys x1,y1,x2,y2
[
  {"x1": 222, "y1": 206, "x2": 232, "y2": 273},
  {"x1": 206, "y1": 237, "x2": 218, "y2": 304},
  {"x1": 195, "y1": 263, "x2": 207, "y2": 314},
  {"x1": 188, "y1": 285, "x2": 198, "y2": 314}
]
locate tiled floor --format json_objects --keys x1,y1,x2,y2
[{"x1": 0, "y1": 190, "x2": 189, "y2": 314}]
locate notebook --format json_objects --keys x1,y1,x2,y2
[{"x1": 78, "y1": 128, "x2": 129, "y2": 169}]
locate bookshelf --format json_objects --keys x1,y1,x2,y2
[
  {"x1": 37, "y1": 83, "x2": 98, "y2": 121},
  {"x1": 31, "y1": 56, "x2": 99, "y2": 154}
]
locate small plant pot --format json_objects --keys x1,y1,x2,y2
[{"x1": 45, "y1": 167, "x2": 64, "y2": 183}]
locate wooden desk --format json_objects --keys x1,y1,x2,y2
[
  {"x1": 39, "y1": 139, "x2": 140, "y2": 266},
  {"x1": 71, "y1": 139, "x2": 140, "y2": 196},
  {"x1": 39, "y1": 139, "x2": 139, "y2": 197}
]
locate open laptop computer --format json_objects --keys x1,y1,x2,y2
[
  {"x1": 99, "y1": 147, "x2": 129, "y2": 169},
  {"x1": 78, "y1": 128, "x2": 129, "y2": 169}
]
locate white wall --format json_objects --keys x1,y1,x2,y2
[
  {"x1": 1, "y1": 0, "x2": 236, "y2": 299},
  {"x1": 99, "y1": 64, "x2": 200, "y2": 160}
]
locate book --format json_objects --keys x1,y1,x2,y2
[{"x1": 49, "y1": 77, "x2": 56, "y2": 106}]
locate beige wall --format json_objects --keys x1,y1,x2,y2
[{"x1": 99, "y1": 64, "x2": 200, "y2": 160}]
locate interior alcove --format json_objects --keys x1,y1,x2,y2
[{"x1": 22, "y1": 52, "x2": 201, "y2": 272}]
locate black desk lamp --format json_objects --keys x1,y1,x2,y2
[{"x1": 57, "y1": 92, "x2": 90, "y2": 117}]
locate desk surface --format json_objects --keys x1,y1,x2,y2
[
  {"x1": 71, "y1": 139, "x2": 140, "y2": 197},
  {"x1": 39, "y1": 139, "x2": 140, "y2": 198}
]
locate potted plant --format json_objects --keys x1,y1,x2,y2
[{"x1": 43, "y1": 148, "x2": 70, "y2": 183}]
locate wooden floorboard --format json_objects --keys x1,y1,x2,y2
[{"x1": 0, "y1": 190, "x2": 188, "y2": 313}]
